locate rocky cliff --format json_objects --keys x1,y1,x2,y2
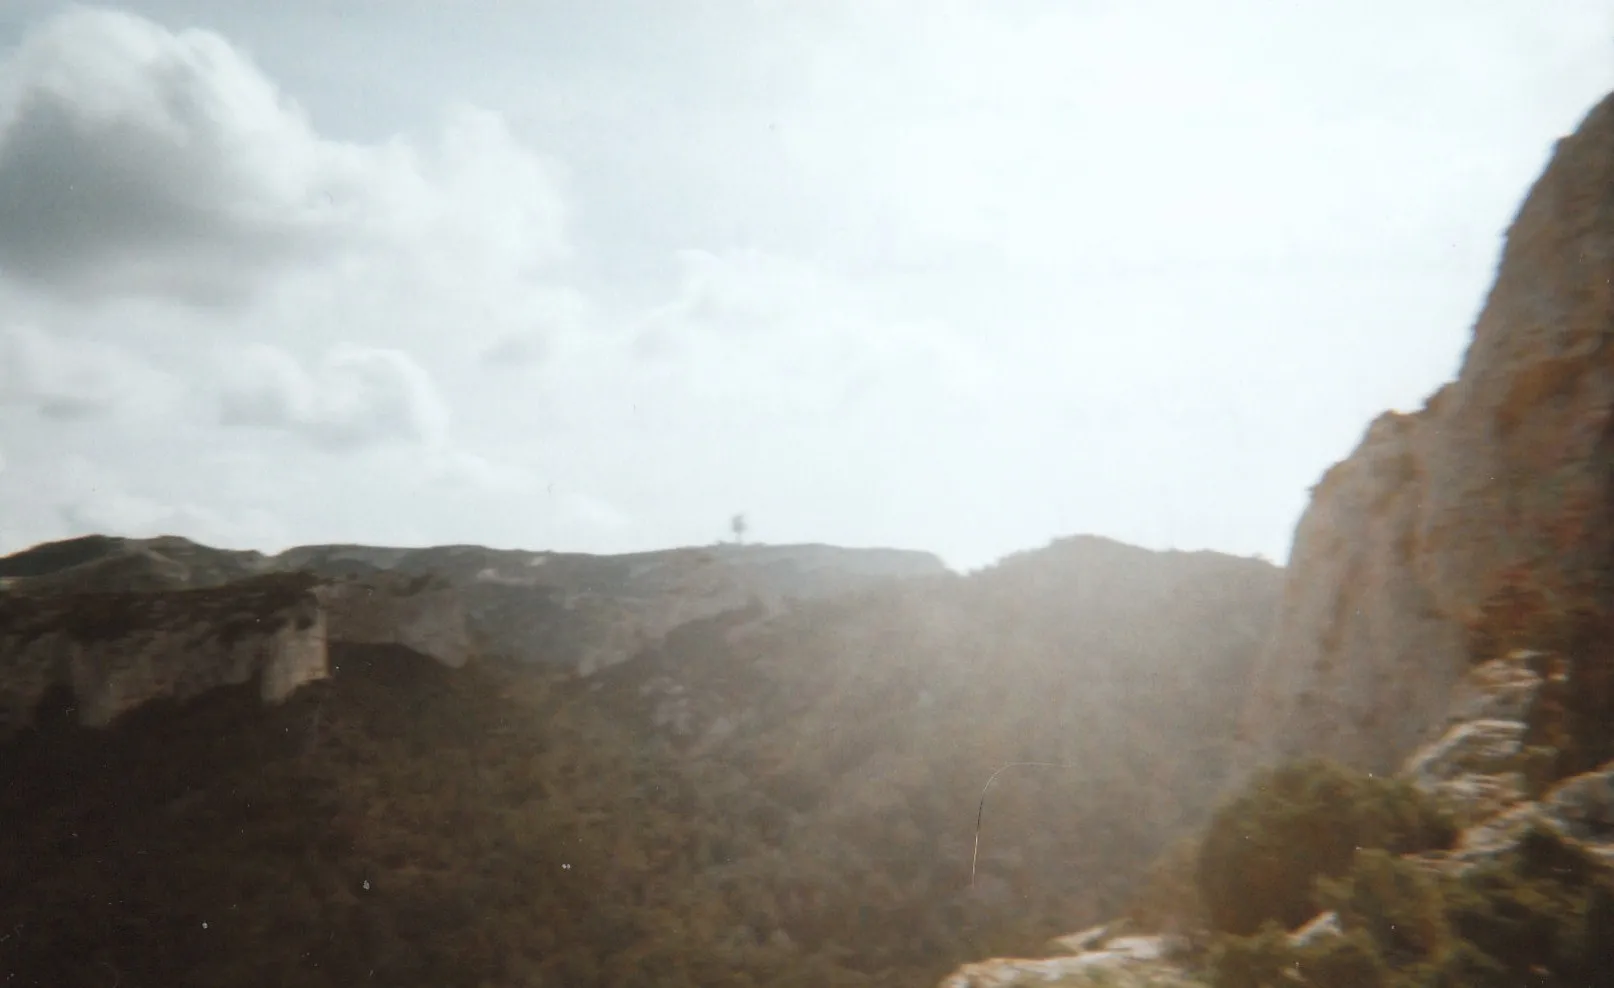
[
  {"x1": 0, "y1": 570, "x2": 470, "y2": 736},
  {"x1": 1240, "y1": 90, "x2": 1614, "y2": 777},
  {"x1": 0, "y1": 573, "x2": 326, "y2": 733},
  {"x1": 2, "y1": 535, "x2": 948, "y2": 676},
  {"x1": 0, "y1": 536, "x2": 1281, "y2": 987},
  {"x1": 314, "y1": 573, "x2": 472, "y2": 670}
]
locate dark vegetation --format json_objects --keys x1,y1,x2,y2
[
  {"x1": 1196, "y1": 758, "x2": 1614, "y2": 988},
  {"x1": 0, "y1": 534, "x2": 122, "y2": 578},
  {"x1": 1196, "y1": 758, "x2": 1458, "y2": 935},
  {"x1": 0, "y1": 537, "x2": 1280, "y2": 987},
  {"x1": 0, "y1": 571, "x2": 322, "y2": 645},
  {"x1": 1465, "y1": 562, "x2": 1614, "y2": 781}
]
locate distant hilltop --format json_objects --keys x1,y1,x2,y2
[{"x1": 0, "y1": 533, "x2": 950, "y2": 677}]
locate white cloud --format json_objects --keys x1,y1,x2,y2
[
  {"x1": 629, "y1": 248, "x2": 992, "y2": 412},
  {"x1": 0, "y1": 2, "x2": 1610, "y2": 568},
  {"x1": 0, "y1": 6, "x2": 569, "y2": 313},
  {"x1": 556, "y1": 489, "x2": 632, "y2": 532},
  {"x1": 215, "y1": 342, "x2": 450, "y2": 450},
  {"x1": 3, "y1": 453, "x2": 291, "y2": 552},
  {"x1": 0, "y1": 7, "x2": 346, "y2": 302},
  {"x1": 0, "y1": 321, "x2": 179, "y2": 420},
  {"x1": 0, "y1": 7, "x2": 578, "y2": 554},
  {"x1": 780, "y1": 1, "x2": 1614, "y2": 272}
]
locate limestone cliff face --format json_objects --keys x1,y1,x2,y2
[
  {"x1": 6, "y1": 536, "x2": 948, "y2": 674},
  {"x1": 1240, "y1": 408, "x2": 1466, "y2": 771},
  {"x1": 1242, "y1": 90, "x2": 1614, "y2": 775},
  {"x1": 0, "y1": 571, "x2": 474, "y2": 735},
  {"x1": 316, "y1": 573, "x2": 472, "y2": 669},
  {"x1": 0, "y1": 575, "x2": 328, "y2": 734},
  {"x1": 278, "y1": 541, "x2": 947, "y2": 674}
]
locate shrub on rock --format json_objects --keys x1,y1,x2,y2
[{"x1": 1196, "y1": 757, "x2": 1457, "y2": 935}]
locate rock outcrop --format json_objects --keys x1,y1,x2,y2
[
  {"x1": 281, "y1": 540, "x2": 949, "y2": 675},
  {"x1": 939, "y1": 927, "x2": 1199, "y2": 988},
  {"x1": 0, "y1": 573, "x2": 327, "y2": 733},
  {"x1": 0, "y1": 570, "x2": 472, "y2": 735},
  {"x1": 936, "y1": 646, "x2": 1614, "y2": 987},
  {"x1": 3, "y1": 535, "x2": 948, "y2": 676},
  {"x1": 314, "y1": 572, "x2": 472, "y2": 669},
  {"x1": 1240, "y1": 90, "x2": 1614, "y2": 776}
]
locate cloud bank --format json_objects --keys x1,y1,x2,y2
[{"x1": 0, "y1": 2, "x2": 1609, "y2": 568}]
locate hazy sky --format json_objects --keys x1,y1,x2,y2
[{"x1": 0, "y1": 2, "x2": 1609, "y2": 570}]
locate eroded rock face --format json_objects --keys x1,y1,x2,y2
[
  {"x1": 1242, "y1": 410, "x2": 1465, "y2": 772},
  {"x1": 1445, "y1": 760, "x2": 1614, "y2": 873},
  {"x1": 0, "y1": 570, "x2": 476, "y2": 735},
  {"x1": 1397, "y1": 649, "x2": 1555, "y2": 831},
  {"x1": 0, "y1": 574, "x2": 328, "y2": 734},
  {"x1": 295, "y1": 541, "x2": 943, "y2": 674},
  {"x1": 4, "y1": 535, "x2": 949, "y2": 674},
  {"x1": 316, "y1": 573, "x2": 472, "y2": 669},
  {"x1": 1241, "y1": 90, "x2": 1614, "y2": 775}
]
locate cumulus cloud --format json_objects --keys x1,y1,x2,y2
[
  {"x1": 630, "y1": 248, "x2": 992, "y2": 412},
  {"x1": 216, "y1": 343, "x2": 450, "y2": 450},
  {"x1": 0, "y1": 8, "x2": 345, "y2": 302},
  {"x1": 0, "y1": 6, "x2": 568, "y2": 310},
  {"x1": 1, "y1": 452, "x2": 290, "y2": 552},
  {"x1": 0, "y1": 6, "x2": 593, "y2": 555},
  {"x1": 0, "y1": 322, "x2": 178, "y2": 420},
  {"x1": 478, "y1": 286, "x2": 594, "y2": 368}
]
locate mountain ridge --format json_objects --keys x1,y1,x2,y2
[{"x1": 0, "y1": 530, "x2": 1283, "y2": 986}]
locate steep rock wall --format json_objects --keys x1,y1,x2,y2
[
  {"x1": 1241, "y1": 90, "x2": 1614, "y2": 776},
  {"x1": 0, "y1": 572, "x2": 474, "y2": 734},
  {"x1": 316, "y1": 574, "x2": 472, "y2": 669},
  {"x1": 0, "y1": 574, "x2": 328, "y2": 734}
]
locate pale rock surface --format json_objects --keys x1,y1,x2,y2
[
  {"x1": 0, "y1": 571, "x2": 473, "y2": 734},
  {"x1": 1239, "y1": 90, "x2": 1614, "y2": 776},
  {"x1": 1397, "y1": 648, "x2": 1554, "y2": 827},
  {"x1": 1287, "y1": 911, "x2": 1341, "y2": 948},
  {"x1": 316, "y1": 574, "x2": 472, "y2": 669},
  {"x1": 0, "y1": 576, "x2": 328, "y2": 733},
  {"x1": 1446, "y1": 759, "x2": 1614, "y2": 872},
  {"x1": 938, "y1": 929, "x2": 1201, "y2": 988}
]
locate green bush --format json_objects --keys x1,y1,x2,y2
[
  {"x1": 1441, "y1": 825, "x2": 1614, "y2": 987},
  {"x1": 1196, "y1": 758, "x2": 1457, "y2": 935},
  {"x1": 1313, "y1": 850, "x2": 1448, "y2": 971},
  {"x1": 1209, "y1": 924, "x2": 1390, "y2": 988},
  {"x1": 1204, "y1": 823, "x2": 1614, "y2": 988}
]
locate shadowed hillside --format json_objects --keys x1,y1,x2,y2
[{"x1": 0, "y1": 535, "x2": 1279, "y2": 987}]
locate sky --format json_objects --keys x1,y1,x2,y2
[{"x1": 0, "y1": 2, "x2": 1610, "y2": 571}]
